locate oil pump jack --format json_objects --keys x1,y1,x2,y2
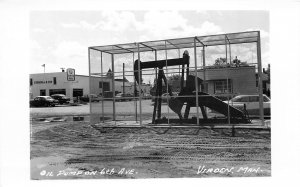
[{"x1": 134, "y1": 51, "x2": 249, "y2": 124}]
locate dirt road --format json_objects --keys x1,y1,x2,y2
[{"x1": 30, "y1": 119, "x2": 271, "y2": 179}]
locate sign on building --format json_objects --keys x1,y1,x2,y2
[{"x1": 67, "y1": 68, "x2": 75, "y2": 81}]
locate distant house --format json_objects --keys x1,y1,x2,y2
[
  {"x1": 256, "y1": 64, "x2": 270, "y2": 97},
  {"x1": 114, "y1": 79, "x2": 132, "y2": 93},
  {"x1": 102, "y1": 70, "x2": 151, "y2": 95},
  {"x1": 196, "y1": 66, "x2": 257, "y2": 96}
]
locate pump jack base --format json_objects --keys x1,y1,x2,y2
[{"x1": 153, "y1": 117, "x2": 250, "y2": 125}]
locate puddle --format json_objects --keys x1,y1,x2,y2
[
  {"x1": 33, "y1": 116, "x2": 90, "y2": 123},
  {"x1": 32, "y1": 115, "x2": 113, "y2": 123}
]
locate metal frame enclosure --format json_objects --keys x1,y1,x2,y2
[{"x1": 88, "y1": 31, "x2": 266, "y2": 126}]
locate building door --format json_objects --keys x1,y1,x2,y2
[
  {"x1": 100, "y1": 82, "x2": 110, "y2": 92},
  {"x1": 103, "y1": 82, "x2": 110, "y2": 92},
  {"x1": 73, "y1": 89, "x2": 83, "y2": 97},
  {"x1": 40, "y1": 89, "x2": 46, "y2": 96}
]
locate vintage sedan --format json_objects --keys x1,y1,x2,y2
[
  {"x1": 115, "y1": 93, "x2": 134, "y2": 102},
  {"x1": 50, "y1": 94, "x2": 70, "y2": 104},
  {"x1": 79, "y1": 94, "x2": 101, "y2": 102},
  {"x1": 30, "y1": 96, "x2": 59, "y2": 107},
  {"x1": 224, "y1": 94, "x2": 271, "y2": 116}
]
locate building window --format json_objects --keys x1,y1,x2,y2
[
  {"x1": 49, "y1": 89, "x2": 66, "y2": 96},
  {"x1": 30, "y1": 78, "x2": 33, "y2": 86},
  {"x1": 99, "y1": 81, "x2": 110, "y2": 91},
  {"x1": 214, "y1": 79, "x2": 232, "y2": 94},
  {"x1": 40, "y1": 89, "x2": 46, "y2": 96},
  {"x1": 53, "y1": 77, "x2": 57, "y2": 85}
]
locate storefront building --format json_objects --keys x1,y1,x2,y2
[{"x1": 29, "y1": 72, "x2": 112, "y2": 99}]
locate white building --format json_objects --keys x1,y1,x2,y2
[
  {"x1": 196, "y1": 66, "x2": 257, "y2": 95},
  {"x1": 30, "y1": 69, "x2": 152, "y2": 100},
  {"x1": 29, "y1": 72, "x2": 112, "y2": 99}
]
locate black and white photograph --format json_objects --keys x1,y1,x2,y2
[
  {"x1": 1, "y1": 0, "x2": 300, "y2": 187},
  {"x1": 29, "y1": 10, "x2": 271, "y2": 180}
]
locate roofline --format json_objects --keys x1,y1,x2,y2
[
  {"x1": 29, "y1": 72, "x2": 110, "y2": 78},
  {"x1": 196, "y1": 65, "x2": 256, "y2": 71},
  {"x1": 232, "y1": 94, "x2": 268, "y2": 97}
]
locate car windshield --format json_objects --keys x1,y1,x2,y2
[
  {"x1": 230, "y1": 95, "x2": 270, "y2": 102},
  {"x1": 230, "y1": 96, "x2": 242, "y2": 102},
  {"x1": 230, "y1": 96, "x2": 249, "y2": 102},
  {"x1": 45, "y1": 96, "x2": 52, "y2": 99}
]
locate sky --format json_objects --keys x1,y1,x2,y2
[{"x1": 30, "y1": 10, "x2": 269, "y2": 82}]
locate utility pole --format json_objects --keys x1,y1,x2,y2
[
  {"x1": 42, "y1": 64, "x2": 45, "y2": 73},
  {"x1": 123, "y1": 63, "x2": 125, "y2": 94}
]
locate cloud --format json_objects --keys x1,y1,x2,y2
[
  {"x1": 136, "y1": 11, "x2": 222, "y2": 39},
  {"x1": 48, "y1": 41, "x2": 89, "y2": 74},
  {"x1": 245, "y1": 28, "x2": 269, "y2": 66},
  {"x1": 52, "y1": 41, "x2": 86, "y2": 59},
  {"x1": 61, "y1": 21, "x2": 102, "y2": 30},
  {"x1": 60, "y1": 11, "x2": 223, "y2": 40},
  {"x1": 246, "y1": 28, "x2": 269, "y2": 38},
  {"x1": 30, "y1": 40, "x2": 50, "y2": 71},
  {"x1": 61, "y1": 11, "x2": 138, "y2": 32},
  {"x1": 262, "y1": 51, "x2": 270, "y2": 66},
  {"x1": 138, "y1": 11, "x2": 188, "y2": 36},
  {"x1": 197, "y1": 21, "x2": 223, "y2": 35},
  {"x1": 100, "y1": 11, "x2": 138, "y2": 32}
]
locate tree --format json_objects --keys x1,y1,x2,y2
[
  {"x1": 232, "y1": 56, "x2": 241, "y2": 67},
  {"x1": 214, "y1": 57, "x2": 227, "y2": 66},
  {"x1": 168, "y1": 74, "x2": 181, "y2": 81},
  {"x1": 214, "y1": 56, "x2": 247, "y2": 67},
  {"x1": 266, "y1": 64, "x2": 270, "y2": 81}
]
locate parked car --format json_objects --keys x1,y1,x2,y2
[
  {"x1": 224, "y1": 94, "x2": 271, "y2": 116},
  {"x1": 143, "y1": 93, "x2": 152, "y2": 100},
  {"x1": 115, "y1": 93, "x2": 134, "y2": 102},
  {"x1": 30, "y1": 96, "x2": 58, "y2": 107},
  {"x1": 80, "y1": 94, "x2": 101, "y2": 102},
  {"x1": 50, "y1": 94, "x2": 70, "y2": 104}
]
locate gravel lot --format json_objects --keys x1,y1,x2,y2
[{"x1": 30, "y1": 100, "x2": 271, "y2": 179}]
